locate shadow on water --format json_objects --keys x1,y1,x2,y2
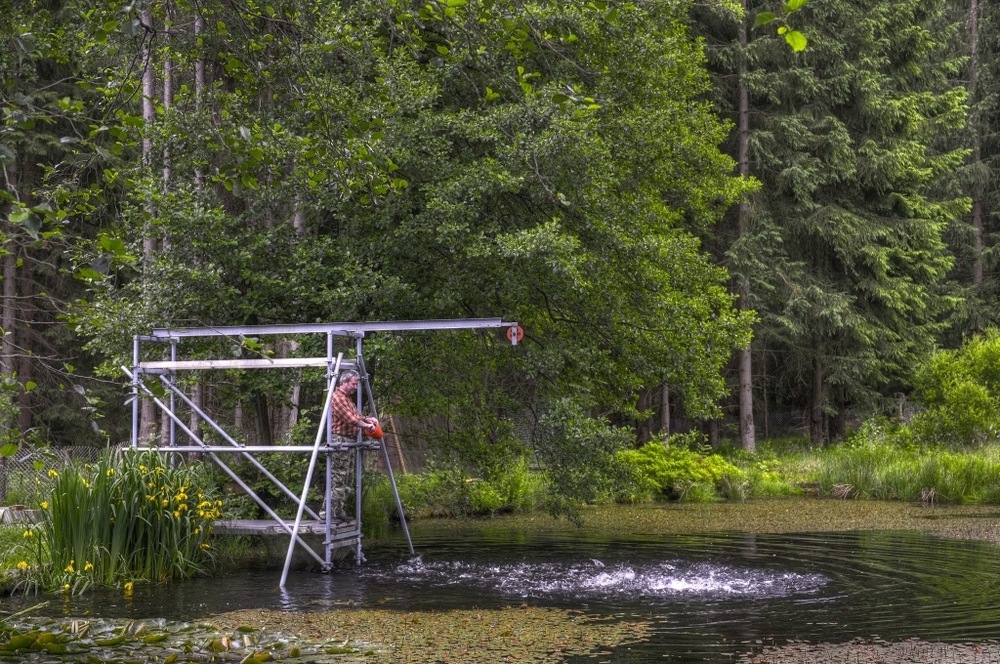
[{"x1": 6, "y1": 519, "x2": 1000, "y2": 662}]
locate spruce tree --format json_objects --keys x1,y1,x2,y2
[{"x1": 702, "y1": 0, "x2": 968, "y2": 443}]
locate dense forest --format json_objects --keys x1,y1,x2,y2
[{"x1": 1, "y1": 0, "x2": 998, "y2": 480}]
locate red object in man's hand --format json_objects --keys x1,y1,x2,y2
[{"x1": 365, "y1": 421, "x2": 384, "y2": 440}]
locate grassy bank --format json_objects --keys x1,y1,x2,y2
[{"x1": 380, "y1": 432, "x2": 1000, "y2": 522}]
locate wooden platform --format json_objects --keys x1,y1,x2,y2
[{"x1": 212, "y1": 518, "x2": 358, "y2": 538}]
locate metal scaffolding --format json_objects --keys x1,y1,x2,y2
[{"x1": 124, "y1": 318, "x2": 520, "y2": 587}]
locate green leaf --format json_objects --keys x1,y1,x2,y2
[
  {"x1": 0, "y1": 443, "x2": 17, "y2": 458},
  {"x1": 98, "y1": 235, "x2": 128, "y2": 256},
  {"x1": 753, "y1": 11, "x2": 776, "y2": 27},
  {"x1": 784, "y1": 30, "x2": 808, "y2": 51},
  {"x1": 75, "y1": 267, "x2": 105, "y2": 282},
  {"x1": 784, "y1": 0, "x2": 809, "y2": 11}
]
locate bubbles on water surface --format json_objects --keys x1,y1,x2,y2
[{"x1": 362, "y1": 555, "x2": 828, "y2": 602}]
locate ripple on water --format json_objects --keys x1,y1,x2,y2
[{"x1": 360, "y1": 555, "x2": 829, "y2": 603}]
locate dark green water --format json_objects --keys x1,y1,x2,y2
[{"x1": 6, "y1": 521, "x2": 1000, "y2": 662}]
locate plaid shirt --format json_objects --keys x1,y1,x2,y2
[{"x1": 331, "y1": 386, "x2": 367, "y2": 436}]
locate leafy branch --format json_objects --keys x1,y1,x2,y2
[{"x1": 754, "y1": 0, "x2": 810, "y2": 52}]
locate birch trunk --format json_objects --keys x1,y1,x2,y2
[{"x1": 139, "y1": 5, "x2": 158, "y2": 441}]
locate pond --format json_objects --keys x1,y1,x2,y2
[{"x1": 5, "y1": 502, "x2": 1000, "y2": 662}]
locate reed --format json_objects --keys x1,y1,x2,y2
[
  {"x1": 809, "y1": 440, "x2": 1000, "y2": 504},
  {"x1": 19, "y1": 449, "x2": 223, "y2": 594}
]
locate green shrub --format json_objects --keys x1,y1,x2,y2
[
  {"x1": 535, "y1": 398, "x2": 632, "y2": 513},
  {"x1": 746, "y1": 465, "x2": 800, "y2": 498},
  {"x1": 617, "y1": 438, "x2": 745, "y2": 501},
  {"x1": 482, "y1": 457, "x2": 542, "y2": 513},
  {"x1": 396, "y1": 467, "x2": 469, "y2": 518},
  {"x1": 677, "y1": 482, "x2": 719, "y2": 503},
  {"x1": 395, "y1": 457, "x2": 542, "y2": 518},
  {"x1": 911, "y1": 329, "x2": 1000, "y2": 447},
  {"x1": 468, "y1": 480, "x2": 505, "y2": 513}
]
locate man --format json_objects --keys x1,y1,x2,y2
[{"x1": 328, "y1": 369, "x2": 378, "y2": 520}]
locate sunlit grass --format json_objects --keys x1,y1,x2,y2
[{"x1": 0, "y1": 525, "x2": 25, "y2": 569}]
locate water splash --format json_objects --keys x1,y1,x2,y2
[{"x1": 363, "y1": 556, "x2": 827, "y2": 602}]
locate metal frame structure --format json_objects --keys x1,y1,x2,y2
[{"x1": 124, "y1": 318, "x2": 520, "y2": 587}]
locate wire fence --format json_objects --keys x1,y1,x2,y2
[{"x1": 0, "y1": 446, "x2": 105, "y2": 506}]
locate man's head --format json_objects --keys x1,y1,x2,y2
[{"x1": 337, "y1": 369, "x2": 360, "y2": 394}]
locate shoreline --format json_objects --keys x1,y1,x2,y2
[{"x1": 411, "y1": 498, "x2": 1000, "y2": 546}]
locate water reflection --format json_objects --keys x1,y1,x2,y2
[{"x1": 5, "y1": 525, "x2": 1000, "y2": 663}]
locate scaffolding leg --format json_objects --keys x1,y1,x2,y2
[
  {"x1": 379, "y1": 439, "x2": 414, "y2": 556},
  {"x1": 354, "y1": 444, "x2": 365, "y2": 563},
  {"x1": 357, "y1": 353, "x2": 414, "y2": 556}
]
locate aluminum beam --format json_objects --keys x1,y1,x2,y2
[
  {"x1": 137, "y1": 358, "x2": 347, "y2": 371},
  {"x1": 151, "y1": 318, "x2": 513, "y2": 338}
]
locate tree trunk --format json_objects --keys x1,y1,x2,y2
[
  {"x1": 659, "y1": 383, "x2": 670, "y2": 437},
  {"x1": 0, "y1": 149, "x2": 14, "y2": 502},
  {"x1": 188, "y1": 381, "x2": 203, "y2": 443},
  {"x1": 636, "y1": 388, "x2": 652, "y2": 444},
  {"x1": 970, "y1": 0, "x2": 984, "y2": 291},
  {"x1": 274, "y1": 340, "x2": 301, "y2": 442},
  {"x1": 831, "y1": 381, "x2": 846, "y2": 442},
  {"x1": 736, "y1": 0, "x2": 756, "y2": 452},
  {"x1": 139, "y1": 5, "x2": 158, "y2": 442},
  {"x1": 2, "y1": 236, "x2": 16, "y2": 380},
  {"x1": 707, "y1": 419, "x2": 721, "y2": 449},
  {"x1": 252, "y1": 391, "x2": 272, "y2": 447},
  {"x1": 810, "y1": 351, "x2": 826, "y2": 445}
]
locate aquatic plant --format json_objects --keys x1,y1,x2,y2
[
  {"x1": 0, "y1": 615, "x2": 354, "y2": 662},
  {"x1": 13, "y1": 449, "x2": 223, "y2": 594}
]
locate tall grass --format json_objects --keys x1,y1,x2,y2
[
  {"x1": 812, "y1": 439, "x2": 1000, "y2": 503},
  {"x1": 14, "y1": 450, "x2": 223, "y2": 594}
]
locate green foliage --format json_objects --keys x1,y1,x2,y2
[
  {"x1": 63, "y1": 0, "x2": 753, "y2": 491},
  {"x1": 535, "y1": 399, "x2": 631, "y2": 514},
  {"x1": 396, "y1": 457, "x2": 541, "y2": 518},
  {"x1": 702, "y1": 0, "x2": 969, "y2": 442},
  {"x1": 812, "y1": 419, "x2": 1000, "y2": 502},
  {"x1": 13, "y1": 450, "x2": 222, "y2": 595},
  {"x1": 910, "y1": 329, "x2": 1000, "y2": 447},
  {"x1": 617, "y1": 436, "x2": 745, "y2": 502},
  {"x1": 916, "y1": 451, "x2": 1000, "y2": 504},
  {"x1": 814, "y1": 439, "x2": 917, "y2": 500},
  {"x1": 397, "y1": 467, "x2": 470, "y2": 519},
  {"x1": 742, "y1": 458, "x2": 802, "y2": 498},
  {"x1": 0, "y1": 526, "x2": 25, "y2": 581},
  {"x1": 753, "y1": 0, "x2": 811, "y2": 51},
  {"x1": 468, "y1": 481, "x2": 506, "y2": 514}
]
